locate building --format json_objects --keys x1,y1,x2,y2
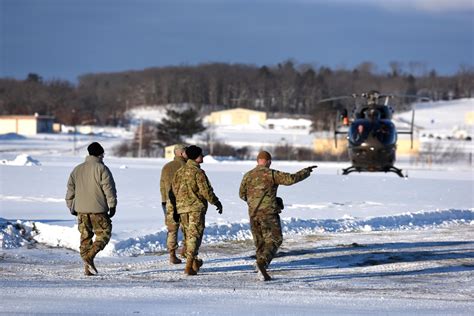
[
  {"x1": 313, "y1": 134, "x2": 347, "y2": 156},
  {"x1": 205, "y1": 108, "x2": 266, "y2": 126},
  {"x1": 0, "y1": 114, "x2": 56, "y2": 136},
  {"x1": 164, "y1": 144, "x2": 177, "y2": 160}
]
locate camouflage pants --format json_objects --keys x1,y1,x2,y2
[
  {"x1": 165, "y1": 202, "x2": 185, "y2": 251},
  {"x1": 250, "y1": 213, "x2": 283, "y2": 266},
  {"x1": 180, "y1": 211, "x2": 205, "y2": 259},
  {"x1": 77, "y1": 213, "x2": 112, "y2": 259}
]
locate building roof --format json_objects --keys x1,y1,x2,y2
[
  {"x1": 211, "y1": 107, "x2": 265, "y2": 115},
  {"x1": 0, "y1": 114, "x2": 55, "y2": 120}
]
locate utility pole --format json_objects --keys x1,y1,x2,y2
[
  {"x1": 138, "y1": 119, "x2": 143, "y2": 158},
  {"x1": 72, "y1": 109, "x2": 77, "y2": 155}
]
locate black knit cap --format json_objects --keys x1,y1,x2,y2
[
  {"x1": 185, "y1": 145, "x2": 203, "y2": 160},
  {"x1": 87, "y1": 142, "x2": 104, "y2": 157}
]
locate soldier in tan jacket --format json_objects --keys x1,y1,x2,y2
[
  {"x1": 65, "y1": 142, "x2": 117, "y2": 276},
  {"x1": 160, "y1": 144, "x2": 187, "y2": 264},
  {"x1": 172, "y1": 145, "x2": 223, "y2": 275},
  {"x1": 239, "y1": 150, "x2": 315, "y2": 281}
]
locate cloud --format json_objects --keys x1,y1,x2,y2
[
  {"x1": 374, "y1": 0, "x2": 474, "y2": 13},
  {"x1": 291, "y1": 0, "x2": 474, "y2": 13}
]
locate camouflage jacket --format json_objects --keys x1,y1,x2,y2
[
  {"x1": 239, "y1": 165, "x2": 310, "y2": 216},
  {"x1": 65, "y1": 155, "x2": 117, "y2": 214},
  {"x1": 160, "y1": 156, "x2": 186, "y2": 202},
  {"x1": 172, "y1": 159, "x2": 219, "y2": 214}
]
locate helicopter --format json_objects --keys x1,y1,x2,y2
[{"x1": 320, "y1": 91, "x2": 426, "y2": 177}]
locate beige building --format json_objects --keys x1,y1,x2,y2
[
  {"x1": 164, "y1": 144, "x2": 177, "y2": 160},
  {"x1": 466, "y1": 111, "x2": 474, "y2": 125},
  {"x1": 0, "y1": 114, "x2": 55, "y2": 136},
  {"x1": 313, "y1": 137, "x2": 347, "y2": 156},
  {"x1": 396, "y1": 138, "x2": 420, "y2": 156},
  {"x1": 205, "y1": 108, "x2": 266, "y2": 126}
]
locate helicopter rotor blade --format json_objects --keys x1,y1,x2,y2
[
  {"x1": 391, "y1": 94, "x2": 431, "y2": 102},
  {"x1": 318, "y1": 96, "x2": 353, "y2": 104}
]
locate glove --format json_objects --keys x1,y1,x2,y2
[
  {"x1": 306, "y1": 165, "x2": 318, "y2": 173},
  {"x1": 108, "y1": 207, "x2": 116, "y2": 218},
  {"x1": 215, "y1": 201, "x2": 223, "y2": 214},
  {"x1": 69, "y1": 208, "x2": 77, "y2": 216},
  {"x1": 161, "y1": 202, "x2": 167, "y2": 215}
]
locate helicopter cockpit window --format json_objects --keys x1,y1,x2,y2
[
  {"x1": 349, "y1": 120, "x2": 396, "y2": 146},
  {"x1": 374, "y1": 121, "x2": 396, "y2": 145},
  {"x1": 348, "y1": 121, "x2": 371, "y2": 145},
  {"x1": 356, "y1": 106, "x2": 390, "y2": 120},
  {"x1": 365, "y1": 109, "x2": 381, "y2": 120}
]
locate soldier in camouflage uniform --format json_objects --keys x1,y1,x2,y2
[
  {"x1": 171, "y1": 145, "x2": 223, "y2": 275},
  {"x1": 65, "y1": 142, "x2": 117, "y2": 276},
  {"x1": 160, "y1": 144, "x2": 187, "y2": 264},
  {"x1": 239, "y1": 151, "x2": 314, "y2": 281}
]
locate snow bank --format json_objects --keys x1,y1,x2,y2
[
  {"x1": 2, "y1": 209, "x2": 472, "y2": 255},
  {"x1": 203, "y1": 155, "x2": 219, "y2": 163},
  {"x1": 0, "y1": 154, "x2": 41, "y2": 166},
  {"x1": 0, "y1": 219, "x2": 37, "y2": 248}
]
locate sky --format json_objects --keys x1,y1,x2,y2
[{"x1": 1, "y1": 0, "x2": 473, "y2": 82}]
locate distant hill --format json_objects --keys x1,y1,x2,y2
[{"x1": 395, "y1": 98, "x2": 474, "y2": 137}]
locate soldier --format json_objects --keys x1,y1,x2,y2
[
  {"x1": 65, "y1": 142, "x2": 117, "y2": 276},
  {"x1": 171, "y1": 145, "x2": 223, "y2": 275},
  {"x1": 160, "y1": 144, "x2": 187, "y2": 264},
  {"x1": 239, "y1": 150, "x2": 315, "y2": 281}
]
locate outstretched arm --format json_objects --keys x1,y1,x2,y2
[{"x1": 273, "y1": 168, "x2": 311, "y2": 186}]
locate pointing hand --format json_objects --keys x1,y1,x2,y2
[{"x1": 306, "y1": 165, "x2": 318, "y2": 172}]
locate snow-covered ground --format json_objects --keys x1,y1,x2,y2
[
  {"x1": 1, "y1": 99, "x2": 473, "y2": 314},
  {"x1": 395, "y1": 98, "x2": 474, "y2": 139}
]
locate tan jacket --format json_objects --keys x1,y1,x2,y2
[
  {"x1": 65, "y1": 156, "x2": 117, "y2": 214},
  {"x1": 160, "y1": 156, "x2": 186, "y2": 202}
]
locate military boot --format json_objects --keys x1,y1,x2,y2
[
  {"x1": 83, "y1": 245, "x2": 100, "y2": 274},
  {"x1": 184, "y1": 257, "x2": 197, "y2": 276},
  {"x1": 84, "y1": 265, "x2": 94, "y2": 276},
  {"x1": 82, "y1": 253, "x2": 98, "y2": 275},
  {"x1": 169, "y1": 250, "x2": 182, "y2": 264},
  {"x1": 256, "y1": 259, "x2": 271, "y2": 281},
  {"x1": 192, "y1": 258, "x2": 203, "y2": 272}
]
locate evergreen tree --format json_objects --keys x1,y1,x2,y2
[{"x1": 156, "y1": 108, "x2": 206, "y2": 146}]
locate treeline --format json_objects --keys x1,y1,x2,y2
[{"x1": 0, "y1": 61, "x2": 473, "y2": 128}]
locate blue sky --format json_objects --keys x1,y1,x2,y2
[{"x1": 1, "y1": 0, "x2": 473, "y2": 82}]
